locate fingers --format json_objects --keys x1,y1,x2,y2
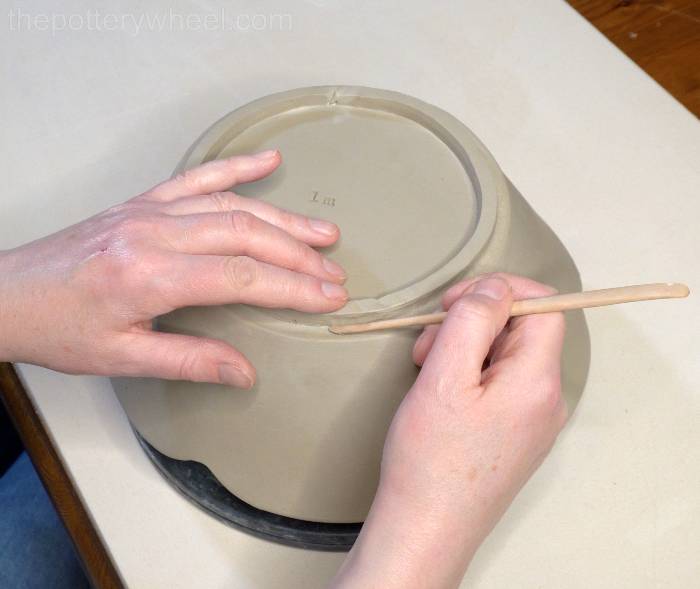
[
  {"x1": 485, "y1": 300, "x2": 567, "y2": 430},
  {"x1": 412, "y1": 273, "x2": 560, "y2": 366},
  {"x1": 446, "y1": 273, "x2": 565, "y2": 377},
  {"x1": 489, "y1": 312, "x2": 565, "y2": 378},
  {"x1": 411, "y1": 324, "x2": 439, "y2": 366},
  {"x1": 159, "y1": 211, "x2": 346, "y2": 284},
  {"x1": 143, "y1": 151, "x2": 281, "y2": 202},
  {"x1": 139, "y1": 149, "x2": 339, "y2": 247},
  {"x1": 415, "y1": 277, "x2": 513, "y2": 394},
  {"x1": 442, "y1": 272, "x2": 557, "y2": 309},
  {"x1": 162, "y1": 191, "x2": 340, "y2": 248},
  {"x1": 166, "y1": 254, "x2": 348, "y2": 312},
  {"x1": 116, "y1": 332, "x2": 256, "y2": 388}
]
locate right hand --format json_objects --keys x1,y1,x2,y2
[
  {"x1": 334, "y1": 274, "x2": 567, "y2": 588},
  {"x1": 0, "y1": 150, "x2": 348, "y2": 388}
]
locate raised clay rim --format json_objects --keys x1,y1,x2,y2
[{"x1": 175, "y1": 86, "x2": 507, "y2": 322}]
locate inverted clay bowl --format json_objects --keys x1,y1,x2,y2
[{"x1": 113, "y1": 86, "x2": 590, "y2": 529}]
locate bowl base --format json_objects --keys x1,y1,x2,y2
[{"x1": 135, "y1": 431, "x2": 362, "y2": 551}]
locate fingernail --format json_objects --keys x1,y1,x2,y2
[
  {"x1": 309, "y1": 218, "x2": 338, "y2": 236},
  {"x1": 253, "y1": 149, "x2": 278, "y2": 160},
  {"x1": 218, "y1": 364, "x2": 253, "y2": 389},
  {"x1": 323, "y1": 257, "x2": 346, "y2": 280},
  {"x1": 321, "y1": 281, "x2": 348, "y2": 300},
  {"x1": 472, "y1": 277, "x2": 509, "y2": 300}
]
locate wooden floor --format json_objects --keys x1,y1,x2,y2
[{"x1": 570, "y1": 0, "x2": 700, "y2": 116}]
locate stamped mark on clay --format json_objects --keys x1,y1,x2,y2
[{"x1": 309, "y1": 191, "x2": 336, "y2": 207}]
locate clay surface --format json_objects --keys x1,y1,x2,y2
[
  {"x1": 113, "y1": 86, "x2": 590, "y2": 524},
  {"x1": 222, "y1": 105, "x2": 478, "y2": 300}
]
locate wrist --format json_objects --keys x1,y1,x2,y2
[{"x1": 333, "y1": 482, "x2": 480, "y2": 589}]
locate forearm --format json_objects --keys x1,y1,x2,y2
[
  {"x1": 0, "y1": 249, "x2": 18, "y2": 362},
  {"x1": 0, "y1": 247, "x2": 32, "y2": 363},
  {"x1": 332, "y1": 485, "x2": 481, "y2": 589}
]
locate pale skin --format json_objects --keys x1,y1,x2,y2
[{"x1": 0, "y1": 151, "x2": 566, "y2": 588}]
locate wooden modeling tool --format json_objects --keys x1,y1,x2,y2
[{"x1": 329, "y1": 282, "x2": 690, "y2": 335}]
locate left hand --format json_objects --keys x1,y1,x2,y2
[{"x1": 0, "y1": 150, "x2": 348, "y2": 388}]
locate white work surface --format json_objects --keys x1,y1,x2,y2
[{"x1": 2, "y1": 1, "x2": 699, "y2": 587}]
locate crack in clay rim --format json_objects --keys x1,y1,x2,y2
[{"x1": 175, "y1": 86, "x2": 506, "y2": 325}]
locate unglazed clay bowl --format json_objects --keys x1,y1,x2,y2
[{"x1": 113, "y1": 86, "x2": 590, "y2": 526}]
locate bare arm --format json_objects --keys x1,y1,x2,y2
[
  {"x1": 0, "y1": 150, "x2": 348, "y2": 386},
  {"x1": 333, "y1": 274, "x2": 567, "y2": 588}
]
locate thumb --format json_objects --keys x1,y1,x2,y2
[
  {"x1": 417, "y1": 277, "x2": 512, "y2": 393},
  {"x1": 116, "y1": 332, "x2": 256, "y2": 389}
]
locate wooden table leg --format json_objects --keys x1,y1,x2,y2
[{"x1": 0, "y1": 363, "x2": 124, "y2": 589}]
